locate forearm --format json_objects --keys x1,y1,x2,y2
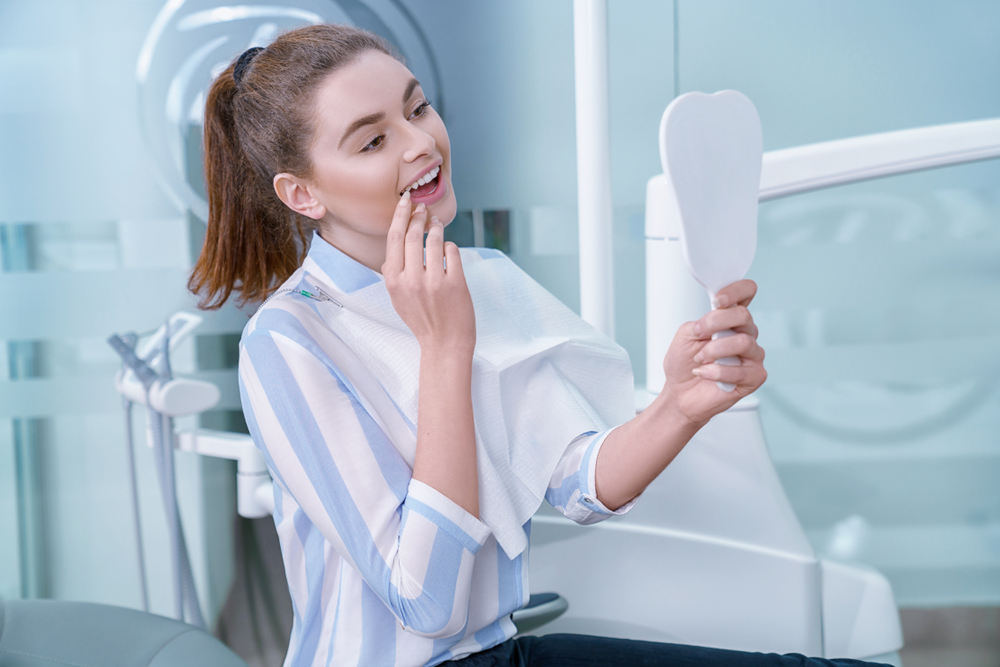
[
  {"x1": 411, "y1": 346, "x2": 479, "y2": 518},
  {"x1": 594, "y1": 391, "x2": 703, "y2": 511}
]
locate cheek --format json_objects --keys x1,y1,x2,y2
[
  {"x1": 329, "y1": 161, "x2": 395, "y2": 202},
  {"x1": 428, "y1": 114, "x2": 451, "y2": 159},
  {"x1": 316, "y1": 167, "x2": 397, "y2": 228}
]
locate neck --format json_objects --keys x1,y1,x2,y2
[{"x1": 318, "y1": 224, "x2": 387, "y2": 274}]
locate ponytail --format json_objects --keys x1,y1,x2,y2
[
  {"x1": 188, "y1": 24, "x2": 397, "y2": 310},
  {"x1": 188, "y1": 63, "x2": 309, "y2": 310}
]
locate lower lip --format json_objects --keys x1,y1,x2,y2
[{"x1": 409, "y1": 174, "x2": 448, "y2": 206}]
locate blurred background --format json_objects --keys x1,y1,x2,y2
[{"x1": 0, "y1": 1, "x2": 997, "y2": 666}]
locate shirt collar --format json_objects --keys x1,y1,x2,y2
[{"x1": 305, "y1": 231, "x2": 382, "y2": 294}]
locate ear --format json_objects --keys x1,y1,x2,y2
[{"x1": 273, "y1": 173, "x2": 327, "y2": 220}]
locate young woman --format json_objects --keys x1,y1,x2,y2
[{"x1": 191, "y1": 23, "x2": 885, "y2": 667}]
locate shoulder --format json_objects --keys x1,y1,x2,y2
[{"x1": 240, "y1": 269, "x2": 335, "y2": 365}]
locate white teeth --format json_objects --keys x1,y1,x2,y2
[{"x1": 404, "y1": 166, "x2": 440, "y2": 194}]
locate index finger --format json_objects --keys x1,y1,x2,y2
[
  {"x1": 382, "y1": 192, "x2": 411, "y2": 276},
  {"x1": 714, "y1": 279, "x2": 757, "y2": 308}
]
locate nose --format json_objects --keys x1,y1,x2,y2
[{"x1": 401, "y1": 122, "x2": 435, "y2": 163}]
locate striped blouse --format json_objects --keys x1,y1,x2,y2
[{"x1": 238, "y1": 233, "x2": 631, "y2": 667}]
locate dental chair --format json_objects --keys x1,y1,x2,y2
[
  {"x1": 526, "y1": 111, "x2": 1000, "y2": 665},
  {"x1": 109, "y1": 110, "x2": 1000, "y2": 667},
  {"x1": 0, "y1": 599, "x2": 247, "y2": 667}
]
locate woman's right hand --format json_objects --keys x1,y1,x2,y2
[{"x1": 381, "y1": 192, "x2": 476, "y2": 355}]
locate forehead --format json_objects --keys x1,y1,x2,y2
[{"x1": 311, "y1": 50, "x2": 415, "y2": 132}]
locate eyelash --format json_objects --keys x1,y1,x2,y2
[{"x1": 360, "y1": 100, "x2": 432, "y2": 153}]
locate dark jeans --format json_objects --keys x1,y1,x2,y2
[{"x1": 440, "y1": 634, "x2": 892, "y2": 667}]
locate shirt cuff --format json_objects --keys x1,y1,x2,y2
[
  {"x1": 404, "y1": 479, "x2": 492, "y2": 553},
  {"x1": 580, "y1": 425, "x2": 640, "y2": 517}
]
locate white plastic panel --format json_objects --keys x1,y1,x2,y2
[{"x1": 530, "y1": 515, "x2": 823, "y2": 655}]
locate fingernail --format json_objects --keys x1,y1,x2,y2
[
  {"x1": 692, "y1": 367, "x2": 704, "y2": 377},
  {"x1": 415, "y1": 203, "x2": 425, "y2": 213},
  {"x1": 716, "y1": 294, "x2": 730, "y2": 308},
  {"x1": 398, "y1": 192, "x2": 410, "y2": 206},
  {"x1": 694, "y1": 353, "x2": 707, "y2": 364},
  {"x1": 431, "y1": 216, "x2": 442, "y2": 226},
  {"x1": 693, "y1": 323, "x2": 703, "y2": 337}
]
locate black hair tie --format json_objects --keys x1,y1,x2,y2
[{"x1": 233, "y1": 46, "x2": 264, "y2": 87}]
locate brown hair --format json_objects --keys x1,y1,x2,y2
[{"x1": 189, "y1": 24, "x2": 398, "y2": 309}]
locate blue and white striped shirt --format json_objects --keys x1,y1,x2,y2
[{"x1": 238, "y1": 233, "x2": 631, "y2": 667}]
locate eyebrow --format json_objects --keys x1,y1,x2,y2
[
  {"x1": 337, "y1": 78, "x2": 423, "y2": 150},
  {"x1": 402, "y1": 77, "x2": 420, "y2": 104},
  {"x1": 338, "y1": 111, "x2": 385, "y2": 149}
]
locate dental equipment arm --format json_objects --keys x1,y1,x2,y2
[
  {"x1": 175, "y1": 429, "x2": 273, "y2": 518},
  {"x1": 759, "y1": 117, "x2": 1000, "y2": 201}
]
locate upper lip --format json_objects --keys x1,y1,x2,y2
[{"x1": 400, "y1": 160, "x2": 442, "y2": 195}]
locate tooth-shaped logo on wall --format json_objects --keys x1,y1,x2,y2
[{"x1": 137, "y1": 0, "x2": 444, "y2": 221}]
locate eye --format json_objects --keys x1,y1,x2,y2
[
  {"x1": 409, "y1": 100, "x2": 431, "y2": 119},
  {"x1": 361, "y1": 133, "x2": 385, "y2": 153}
]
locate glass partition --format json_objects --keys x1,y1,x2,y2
[
  {"x1": 752, "y1": 162, "x2": 1000, "y2": 605},
  {"x1": 0, "y1": 0, "x2": 244, "y2": 620}
]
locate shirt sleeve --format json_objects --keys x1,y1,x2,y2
[
  {"x1": 238, "y1": 304, "x2": 491, "y2": 639},
  {"x1": 544, "y1": 426, "x2": 639, "y2": 524}
]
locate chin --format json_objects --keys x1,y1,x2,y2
[{"x1": 432, "y1": 189, "x2": 458, "y2": 226}]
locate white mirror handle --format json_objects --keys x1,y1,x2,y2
[{"x1": 711, "y1": 329, "x2": 739, "y2": 392}]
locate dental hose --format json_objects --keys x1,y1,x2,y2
[
  {"x1": 109, "y1": 328, "x2": 205, "y2": 629},
  {"x1": 162, "y1": 339, "x2": 207, "y2": 631},
  {"x1": 121, "y1": 395, "x2": 150, "y2": 612},
  {"x1": 149, "y1": 405, "x2": 183, "y2": 620},
  {"x1": 148, "y1": 333, "x2": 206, "y2": 629}
]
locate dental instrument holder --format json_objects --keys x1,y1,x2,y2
[
  {"x1": 658, "y1": 91, "x2": 762, "y2": 391},
  {"x1": 109, "y1": 313, "x2": 274, "y2": 626},
  {"x1": 111, "y1": 313, "x2": 273, "y2": 518}
]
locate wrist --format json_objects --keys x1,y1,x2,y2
[
  {"x1": 419, "y1": 342, "x2": 475, "y2": 362},
  {"x1": 647, "y1": 389, "x2": 705, "y2": 436}
]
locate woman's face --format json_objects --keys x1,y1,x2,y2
[{"x1": 299, "y1": 50, "x2": 456, "y2": 267}]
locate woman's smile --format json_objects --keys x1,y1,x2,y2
[{"x1": 401, "y1": 163, "x2": 448, "y2": 205}]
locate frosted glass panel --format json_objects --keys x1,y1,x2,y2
[
  {"x1": 0, "y1": 423, "x2": 19, "y2": 599},
  {"x1": 676, "y1": 0, "x2": 1000, "y2": 150},
  {"x1": 0, "y1": 0, "x2": 244, "y2": 620},
  {"x1": 749, "y1": 165, "x2": 1000, "y2": 606}
]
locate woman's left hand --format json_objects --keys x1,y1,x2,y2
[
  {"x1": 595, "y1": 279, "x2": 766, "y2": 510},
  {"x1": 661, "y1": 279, "x2": 767, "y2": 427}
]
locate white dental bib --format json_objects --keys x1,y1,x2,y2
[{"x1": 309, "y1": 249, "x2": 634, "y2": 558}]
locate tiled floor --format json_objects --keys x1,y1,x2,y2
[
  {"x1": 899, "y1": 647, "x2": 1000, "y2": 667},
  {"x1": 898, "y1": 607, "x2": 1000, "y2": 667}
]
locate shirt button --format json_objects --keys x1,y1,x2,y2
[{"x1": 583, "y1": 496, "x2": 594, "y2": 504}]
